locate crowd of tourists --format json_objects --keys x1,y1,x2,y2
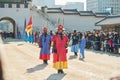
[
  {"x1": 65, "y1": 31, "x2": 120, "y2": 53},
  {"x1": 82, "y1": 31, "x2": 120, "y2": 53},
  {"x1": 0, "y1": 32, "x2": 15, "y2": 39}
]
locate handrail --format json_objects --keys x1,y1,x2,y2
[{"x1": 31, "y1": 5, "x2": 56, "y2": 28}]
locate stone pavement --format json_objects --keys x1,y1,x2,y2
[{"x1": 0, "y1": 38, "x2": 120, "y2": 80}]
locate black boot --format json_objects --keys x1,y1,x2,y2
[
  {"x1": 44, "y1": 60, "x2": 48, "y2": 64},
  {"x1": 45, "y1": 60, "x2": 48, "y2": 64},
  {"x1": 43, "y1": 60, "x2": 46, "y2": 64},
  {"x1": 58, "y1": 69, "x2": 61, "y2": 74},
  {"x1": 74, "y1": 52, "x2": 78, "y2": 56},
  {"x1": 60, "y1": 69, "x2": 64, "y2": 74},
  {"x1": 58, "y1": 69, "x2": 64, "y2": 74}
]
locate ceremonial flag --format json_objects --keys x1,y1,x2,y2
[{"x1": 25, "y1": 16, "x2": 32, "y2": 36}]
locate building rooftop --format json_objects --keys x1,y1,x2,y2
[
  {"x1": 46, "y1": 7, "x2": 110, "y2": 17},
  {"x1": 79, "y1": 11, "x2": 95, "y2": 16},
  {"x1": 95, "y1": 15, "x2": 120, "y2": 26},
  {"x1": 47, "y1": 8, "x2": 63, "y2": 13},
  {"x1": 63, "y1": 9, "x2": 79, "y2": 14},
  {"x1": 95, "y1": 12, "x2": 111, "y2": 17}
]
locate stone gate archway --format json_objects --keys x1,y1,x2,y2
[{"x1": 0, "y1": 17, "x2": 16, "y2": 38}]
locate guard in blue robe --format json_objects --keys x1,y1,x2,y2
[
  {"x1": 29, "y1": 32, "x2": 34, "y2": 43},
  {"x1": 17, "y1": 31, "x2": 21, "y2": 39},
  {"x1": 80, "y1": 36, "x2": 86, "y2": 60},
  {"x1": 39, "y1": 27, "x2": 52, "y2": 64}
]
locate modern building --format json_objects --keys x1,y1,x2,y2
[
  {"x1": 65, "y1": 2, "x2": 84, "y2": 11},
  {"x1": 86, "y1": 0, "x2": 98, "y2": 12},
  {"x1": 53, "y1": 2, "x2": 84, "y2": 11},
  {"x1": 87, "y1": 0, "x2": 120, "y2": 15},
  {"x1": 32, "y1": 0, "x2": 55, "y2": 7}
]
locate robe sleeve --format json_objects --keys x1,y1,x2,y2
[
  {"x1": 39, "y1": 35, "x2": 42, "y2": 48},
  {"x1": 51, "y1": 35, "x2": 55, "y2": 47}
]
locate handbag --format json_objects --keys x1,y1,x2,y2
[{"x1": 69, "y1": 39, "x2": 72, "y2": 46}]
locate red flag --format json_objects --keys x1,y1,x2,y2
[{"x1": 25, "y1": 16, "x2": 32, "y2": 36}]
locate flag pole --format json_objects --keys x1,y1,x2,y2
[
  {"x1": 23, "y1": 18, "x2": 26, "y2": 39},
  {"x1": 46, "y1": 21, "x2": 48, "y2": 28},
  {"x1": 63, "y1": 18, "x2": 64, "y2": 26},
  {"x1": 58, "y1": 17, "x2": 60, "y2": 25}
]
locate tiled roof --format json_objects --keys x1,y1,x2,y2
[
  {"x1": 95, "y1": 15, "x2": 120, "y2": 26},
  {"x1": 47, "y1": 8, "x2": 63, "y2": 13},
  {"x1": 79, "y1": 11, "x2": 94, "y2": 16},
  {"x1": 95, "y1": 12, "x2": 110, "y2": 17},
  {"x1": 46, "y1": 7, "x2": 110, "y2": 17},
  {"x1": 63, "y1": 9, "x2": 79, "y2": 14}
]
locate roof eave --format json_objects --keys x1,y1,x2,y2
[
  {"x1": 47, "y1": 11, "x2": 63, "y2": 13},
  {"x1": 63, "y1": 13, "x2": 79, "y2": 15},
  {"x1": 95, "y1": 23, "x2": 120, "y2": 26}
]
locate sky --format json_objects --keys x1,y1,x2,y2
[{"x1": 55, "y1": 0, "x2": 86, "y2": 5}]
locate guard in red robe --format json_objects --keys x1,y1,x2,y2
[{"x1": 51, "y1": 25, "x2": 69, "y2": 74}]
